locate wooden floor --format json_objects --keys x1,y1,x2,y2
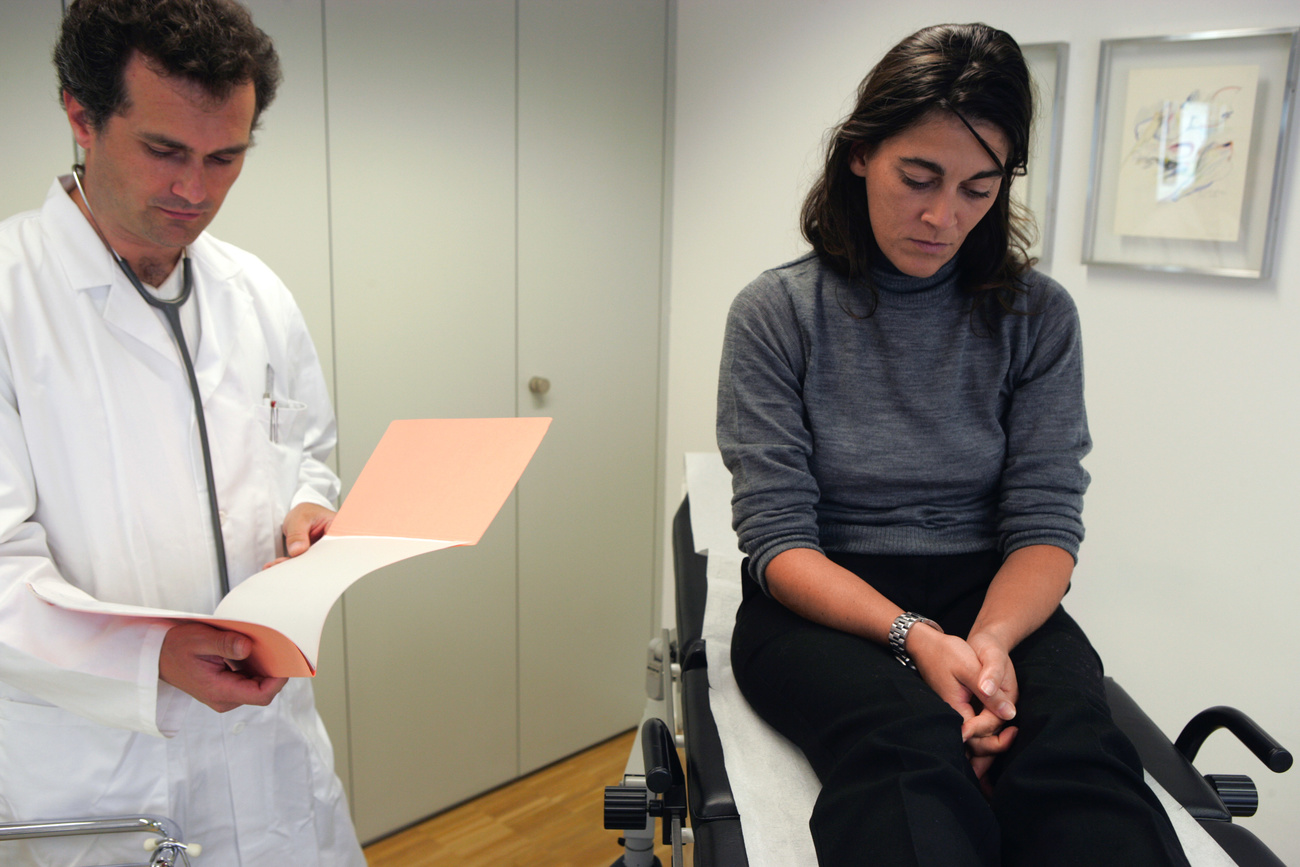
[{"x1": 363, "y1": 729, "x2": 690, "y2": 867}]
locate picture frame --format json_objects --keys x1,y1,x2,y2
[
  {"x1": 1083, "y1": 27, "x2": 1299, "y2": 279},
  {"x1": 1018, "y1": 42, "x2": 1069, "y2": 272}
]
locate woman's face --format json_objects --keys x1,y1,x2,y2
[{"x1": 850, "y1": 112, "x2": 1008, "y2": 278}]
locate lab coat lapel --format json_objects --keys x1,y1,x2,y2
[
  {"x1": 189, "y1": 239, "x2": 255, "y2": 403},
  {"x1": 44, "y1": 179, "x2": 180, "y2": 363},
  {"x1": 43, "y1": 178, "x2": 253, "y2": 396},
  {"x1": 98, "y1": 277, "x2": 181, "y2": 362}
]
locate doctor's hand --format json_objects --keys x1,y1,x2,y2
[
  {"x1": 160, "y1": 622, "x2": 288, "y2": 713},
  {"x1": 264, "y1": 502, "x2": 337, "y2": 568}
]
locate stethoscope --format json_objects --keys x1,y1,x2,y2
[{"x1": 72, "y1": 166, "x2": 231, "y2": 598}]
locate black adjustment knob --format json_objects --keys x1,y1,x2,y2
[
  {"x1": 1205, "y1": 774, "x2": 1258, "y2": 818},
  {"x1": 604, "y1": 786, "x2": 650, "y2": 830}
]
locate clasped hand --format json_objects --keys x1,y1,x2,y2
[
  {"x1": 158, "y1": 502, "x2": 335, "y2": 712},
  {"x1": 908, "y1": 625, "x2": 1019, "y2": 791}
]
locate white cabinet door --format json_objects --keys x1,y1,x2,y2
[
  {"x1": 324, "y1": 0, "x2": 520, "y2": 842},
  {"x1": 211, "y1": 0, "x2": 346, "y2": 794},
  {"x1": 516, "y1": 0, "x2": 667, "y2": 772},
  {"x1": 322, "y1": 0, "x2": 667, "y2": 841},
  {"x1": 0, "y1": 0, "x2": 72, "y2": 217},
  {"x1": 214, "y1": 0, "x2": 335, "y2": 388}
]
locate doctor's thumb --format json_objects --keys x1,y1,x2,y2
[{"x1": 217, "y1": 632, "x2": 252, "y2": 661}]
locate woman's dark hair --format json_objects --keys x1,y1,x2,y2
[
  {"x1": 54, "y1": 0, "x2": 281, "y2": 132},
  {"x1": 801, "y1": 23, "x2": 1035, "y2": 316}
]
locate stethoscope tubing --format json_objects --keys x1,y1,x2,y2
[
  {"x1": 132, "y1": 259, "x2": 232, "y2": 599},
  {"x1": 71, "y1": 168, "x2": 232, "y2": 599}
]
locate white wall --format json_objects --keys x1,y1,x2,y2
[{"x1": 664, "y1": 0, "x2": 1300, "y2": 859}]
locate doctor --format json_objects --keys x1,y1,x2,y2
[{"x1": 0, "y1": 1, "x2": 364, "y2": 864}]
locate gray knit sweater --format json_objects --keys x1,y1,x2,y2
[{"x1": 717, "y1": 253, "x2": 1091, "y2": 593}]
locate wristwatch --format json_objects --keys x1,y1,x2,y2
[{"x1": 888, "y1": 612, "x2": 943, "y2": 669}]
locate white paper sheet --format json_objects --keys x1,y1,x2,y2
[
  {"x1": 25, "y1": 418, "x2": 551, "y2": 677},
  {"x1": 29, "y1": 536, "x2": 454, "y2": 674}
]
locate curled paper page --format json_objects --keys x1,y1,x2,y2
[{"x1": 28, "y1": 417, "x2": 551, "y2": 676}]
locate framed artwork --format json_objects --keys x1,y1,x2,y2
[
  {"x1": 1017, "y1": 42, "x2": 1069, "y2": 271},
  {"x1": 1083, "y1": 27, "x2": 1299, "y2": 278}
]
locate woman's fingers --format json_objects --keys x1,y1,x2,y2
[
  {"x1": 966, "y1": 638, "x2": 1019, "y2": 721},
  {"x1": 961, "y1": 708, "x2": 1003, "y2": 742},
  {"x1": 967, "y1": 725, "x2": 1018, "y2": 756}
]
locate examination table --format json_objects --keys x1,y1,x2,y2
[{"x1": 605, "y1": 453, "x2": 1292, "y2": 867}]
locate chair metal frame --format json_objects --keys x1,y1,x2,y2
[{"x1": 0, "y1": 815, "x2": 195, "y2": 866}]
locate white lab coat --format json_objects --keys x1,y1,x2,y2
[{"x1": 0, "y1": 178, "x2": 364, "y2": 866}]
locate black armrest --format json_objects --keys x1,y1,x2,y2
[
  {"x1": 681, "y1": 666, "x2": 749, "y2": 866},
  {"x1": 673, "y1": 496, "x2": 750, "y2": 866},
  {"x1": 1104, "y1": 678, "x2": 1231, "y2": 822},
  {"x1": 1175, "y1": 707, "x2": 1293, "y2": 773},
  {"x1": 673, "y1": 498, "x2": 709, "y2": 658},
  {"x1": 680, "y1": 666, "x2": 741, "y2": 824},
  {"x1": 691, "y1": 819, "x2": 750, "y2": 867},
  {"x1": 1199, "y1": 821, "x2": 1289, "y2": 867}
]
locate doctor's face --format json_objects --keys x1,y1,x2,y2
[
  {"x1": 66, "y1": 52, "x2": 256, "y2": 271},
  {"x1": 850, "y1": 111, "x2": 1007, "y2": 278}
]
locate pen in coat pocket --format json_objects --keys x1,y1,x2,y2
[{"x1": 264, "y1": 363, "x2": 278, "y2": 443}]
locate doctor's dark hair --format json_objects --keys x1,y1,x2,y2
[
  {"x1": 54, "y1": 0, "x2": 281, "y2": 132},
  {"x1": 801, "y1": 22, "x2": 1035, "y2": 315}
]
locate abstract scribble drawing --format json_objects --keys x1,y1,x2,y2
[
  {"x1": 1123, "y1": 86, "x2": 1242, "y2": 203},
  {"x1": 1113, "y1": 65, "x2": 1257, "y2": 242}
]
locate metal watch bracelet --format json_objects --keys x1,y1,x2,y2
[{"x1": 888, "y1": 612, "x2": 943, "y2": 669}]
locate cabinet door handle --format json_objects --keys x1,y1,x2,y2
[{"x1": 528, "y1": 377, "x2": 551, "y2": 395}]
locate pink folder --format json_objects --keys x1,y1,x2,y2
[
  {"x1": 31, "y1": 417, "x2": 551, "y2": 676},
  {"x1": 329, "y1": 417, "x2": 552, "y2": 544}
]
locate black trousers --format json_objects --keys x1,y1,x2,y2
[{"x1": 730, "y1": 550, "x2": 1191, "y2": 867}]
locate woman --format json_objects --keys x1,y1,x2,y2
[{"x1": 717, "y1": 23, "x2": 1190, "y2": 866}]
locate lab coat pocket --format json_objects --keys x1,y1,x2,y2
[
  {"x1": 0, "y1": 697, "x2": 168, "y2": 821},
  {"x1": 256, "y1": 397, "x2": 309, "y2": 450},
  {"x1": 255, "y1": 398, "x2": 310, "y2": 499}
]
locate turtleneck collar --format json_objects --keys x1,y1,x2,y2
[{"x1": 869, "y1": 254, "x2": 960, "y2": 295}]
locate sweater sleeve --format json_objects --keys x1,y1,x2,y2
[
  {"x1": 716, "y1": 274, "x2": 823, "y2": 592},
  {"x1": 998, "y1": 284, "x2": 1092, "y2": 560}
]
